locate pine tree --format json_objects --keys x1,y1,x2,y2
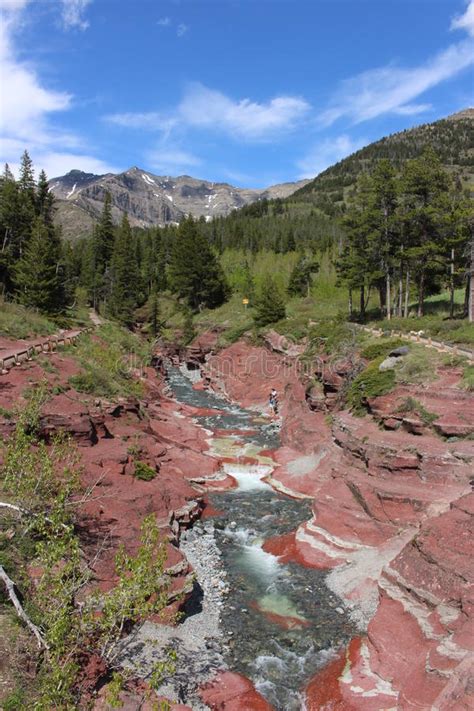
[
  {"x1": 109, "y1": 214, "x2": 140, "y2": 326},
  {"x1": 36, "y1": 170, "x2": 55, "y2": 224},
  {"x1": 401, "y1": 147, "x2": 451, "y2": 316},
  {"x1": 168, "y1": 217, "x2": 229, "y2": 311},
  {"x1": 253, "y1": 274, "x2": 286, "y2": 327},
  {"x1": 14, "y1": 216, "x2": 66, "y2": 314},
  {"x1": 241, "y1": 258, "x2": 255, "y2": 299},
  {"x1": 0, "y1": 165, "x2": 21, "y2": 293},
  {"x1": 16, "y1": 150, "x2": 36, "y2": 259},
  {"x1": 182, "y1": 308, "x2": 196, "y2": 344},
  {"x1": 338, "y1": 173, "x2": 376, "y2": 318},
  {"x1": 287, "y1": 255, "x2": 319, "y2": 296}
]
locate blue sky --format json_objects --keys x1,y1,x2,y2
[{"x1": 0, "y1": 0, "x2": 473, "y2": 186}]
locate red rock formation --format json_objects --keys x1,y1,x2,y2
[
  {"x1": 200, "y1": 671, "x2": 275, "y2": 711},
  {"x1": 203, "y1": 337, "x2": 474, "y2": 709}
]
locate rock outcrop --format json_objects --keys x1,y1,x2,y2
[
  {"x1": 49, "y1": 167, "x2": 308, "y2": 239},
  {"x1": 203, "y1": 335, "x2": 474, "y2": 708}
]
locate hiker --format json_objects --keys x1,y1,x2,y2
[{"x1": 269, "y1": 388, "x2": 279, "y2": 415}]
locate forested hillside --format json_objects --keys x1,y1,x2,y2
[
  {"x1": 293, "y1": 109, "x2": 474, "y2": 216},
  {"x1": 1, "y1": 109, "x2": 473, "y2": 341}
]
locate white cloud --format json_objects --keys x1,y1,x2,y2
[
  {"x1": 60, "y1": 0, "x2": 92, "y2": 31},
  {"x1": 0, "y1": 16, "x2": 72, "y2": 145},
  {"x1": 147, "y1": 147, "x2": 201, "y2": 174},
  {"x1": 296, "y1": 135, "x2": 367, "y2": 179},
  {"x1": 319, "y1": 39, "x2": 473, "y2": 126},
  {"x1": 0, "y1": 1, "x2": 117, "y2": 179},
  {"x1": 106, "y1": 111, "x2": 177, "y2": 135},
  {"x1": 0, "y1": 0, "x2": 30, "y2": 13},
  {"x1": 176, "y1": 23, "x2": 188, "y2": 37},
  {"x1": 107, "y1": 83, "x2": 311, "y2": 142},
  {"x1": 451, "y1": 0, "x2": 474, "y2": 37},
  {"x1": 157, "y1": 17, "x2": 171, "y2": 27},
  {"x1": 319, "y1": 3, "x2": 474, "y2": 127},
  {"x1": 179, "y1": 83, "x2": 310, "y2": 139}
]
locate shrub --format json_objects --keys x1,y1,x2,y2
[
  {"x1": 133, "y1": 461, "x2": 156, "y2": 481},
  {"x1": 361, "y1": 338, "x2": 406, "y2": 361},
  {"x1": 395, "y1": 348, "x2": 439, "y2": 385},
  {"x1": 462, "y1": 365, "x2": 474, "y2": 392},
  {"x1": 347, "y1": 357, "x2": 396, "y2": 414},
  {"x1": 66, "y1": 328, "x2": 147, "y2": 398},
  {"x1": 395, "y1": 397, "x2": 439, "y2": 425},
  {"x1": 307, "y1": 317, "x2": 357, "y2": 355}
]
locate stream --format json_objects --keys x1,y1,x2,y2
[{"x1": 166, "y1": 365, "x2": 355, "y2": 710}]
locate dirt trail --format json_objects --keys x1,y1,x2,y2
[{"x1": 358, "y1": 323, "x2": 474, "y2": 360}]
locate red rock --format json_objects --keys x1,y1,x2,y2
[
  {"x1": 305, "y1": 640, "x2": 361, "y2": 711},
  {"x1": 200, "y1": 671, "x2": 274, "y2": 711},
  {"x1": 250, "y1": 600, "x2": 310, "y2": 630}
]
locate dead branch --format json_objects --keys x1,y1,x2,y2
[
  {"x1": 0, "y1": 501, "x2": 69, "y2": 531},
  {"x1": 0, "y1": 564, "x2": 48, "y2": 649}
]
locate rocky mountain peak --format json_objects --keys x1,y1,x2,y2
[{"x1": 49, "y1": 167, "x2": 308, "y2": 240}]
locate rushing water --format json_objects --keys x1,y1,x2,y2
[{"x1": 167, "y1": 365, "x2": 354, "y2": 710}]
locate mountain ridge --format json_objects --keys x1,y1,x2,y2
[
  {"x1": 292, "y1": 108, "x2": 474, "y2": 212},
  {"x1": 50, "y1": 167, "x2": 309, "y2": 240}
]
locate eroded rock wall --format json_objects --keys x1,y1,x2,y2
[{"x1": 204, "y1": 335, "x2": 474, "y2": 709}]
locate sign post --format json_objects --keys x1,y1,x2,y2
[{"x1": 242, "y1": 298, "x2": 249, "y2": 309}]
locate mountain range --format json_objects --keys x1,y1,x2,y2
[
  {"x1": 49, "y1": 168, "x2": 309, "y2": 240},
  {"x1": 50, "y1": 108, "x2": 473, "y2": 240}
]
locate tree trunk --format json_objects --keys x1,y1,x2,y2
[
  {"x1": 417, "y1": 268, "x2": 425, "y2": 318},
  {"x1": 0, "y1": 565, "x2": 48, "y2": 649},
  {"x1": 378, "y1": 283, "x2": 386, "y2": 312},
  {"x1": 398, "y1": 272, "x2": 403, "y2": 317},
  {"x1": 348, "y1": 289, "x2": 353, "y2": 318},
  {"x1": 469, "y1": 233, "x2": 474, "y2": 323},
  {"x1": 386, "y1": 271, "x2": 391, "y2": 321},
  {"x1": 449, "y1": 247, "x2": 455, "y2": 319},
  {"x1": 360, "y1": 286, "x2": 366, "y2": 319},
  {"x1": 404, "y1": 269, "x2": 410, "y2": 318}
]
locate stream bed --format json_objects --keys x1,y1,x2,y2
[{"x1": 166, "y1": 365, "x2": 355, "y2": 710}]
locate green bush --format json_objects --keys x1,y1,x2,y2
[
  {"x1": 0, "y1": 299, "x2": 57, "y2": 339},
  {"x1": 395, "y1": 396, "x2": 439, "y2": 425},
  {"x1": 395, "y1": 348, "x2": 439, "y2": 385},
  {"x1": 69, "y1": 368, "x2": 118, "y2": 398},
  {"x1": 307, "y1": 316, "x2": 358, "y2": 355},
  {"x1": 347, "y1": 357, "x2": 396, "y2": 414},
  {"x1": 2, "y1": 687, "x2": 26, "y2": 711},
  {"x1": 462, "y1": 365, "x2": 474, "y2": 392},
  {"x1": 133, "y1": 461, "x2": 156, "y2": 481},
  {"x1": 221, "y1": 322, "x2": 253, "y2": 344},
  {"x1": 361, "y1": 338, "x2": 406, "y2": 361},
  {"x1": 66, "y1": 328, "x2": 146, "y2": 398}
]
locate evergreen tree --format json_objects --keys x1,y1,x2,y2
[
  {"x1": 401, "y1": 147, "x2": 451, "y2": 316},
  {"x1": 14, "y1": 216, "x2": 66, "y2": 314},
  {"x1": 17, "y1": 150, "x2": 36, "y2": 256},
  {"x1": 241, "y1": 258, "x2": 255, "y2": 299},
  {"x1": 337, "y1": 173, "x2": 376, "y2": 318},
  {"x1": 36, "y1": 169, "x2": 55, "y2": 224},
  {"x1": 168, "y1": 217, "x2": 229, "y2": 311},
  {"x1": 253, "y1": 274, "x2": 286, "y2": 327},
  {"x1": 0, "y1": 165, "x2": 21, "y2": 293},
  {"x1": 87, "y1": 192, "x2": 116, "y2": 308},
  {"x1": 370, "y1": 159, "x2": 399, "y2": 318},
  {"x1": 287, "y1": 255, "x2": 319, "y2": 296},
  {"x1": 109, "y1": 214, "x2": 140, "y2": 325},
  {"x1": 96, "y1": 192, "x2": 115, "y2": 267},
  {"x1": 182, "y1": 308, "x2": 196, "y2": 344}
]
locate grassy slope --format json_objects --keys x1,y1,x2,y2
[{"x1": 0, "y1": 296, "x2": 93, "y2": 340}]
